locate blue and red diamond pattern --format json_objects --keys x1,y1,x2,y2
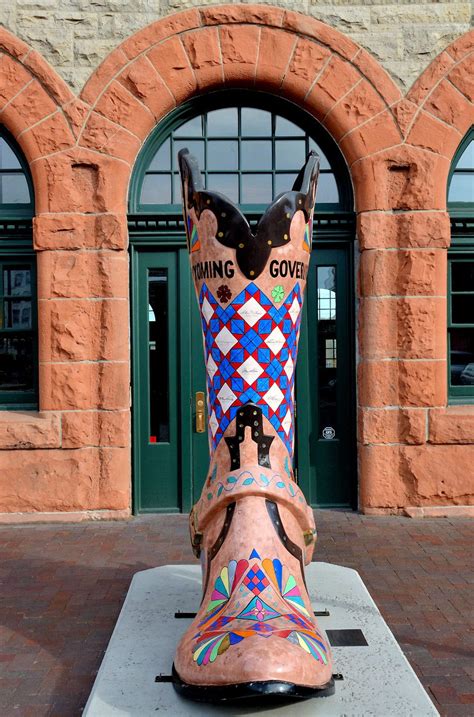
[
  {"x1": 199, "y1": 282, "x2": 302, "y2": 457},
  {"x1": 243, "y1": 565, "x2": 270, "y2": 595}
]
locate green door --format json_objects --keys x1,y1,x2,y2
[
  {"x1": 296, "y1": 243, "x2": 355, "y2": 507},
  {"x1": 132, "y1": 247, "x2": 208, "y2": 512}
]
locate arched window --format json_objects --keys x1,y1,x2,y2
[
  {"x1": 0, "y1": 128, "x2": 37, "y2": 409},
  {"x1": 448, "y1": 127, "x2": 474, "y2": 401},
  {"x1": 129, "y1": 92, "x2": 353, "y2": 216}
]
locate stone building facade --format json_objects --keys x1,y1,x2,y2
[{"x1": 0, "y1": 1, "x2": 473, "y2": 521}]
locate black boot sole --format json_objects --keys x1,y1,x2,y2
[{"x1": 171, "y1": 664, "x2": 335, "y2": 704}]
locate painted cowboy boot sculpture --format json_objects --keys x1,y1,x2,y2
[{"x1": 173, "y1": 148, "x2": 334, "y2": 702}]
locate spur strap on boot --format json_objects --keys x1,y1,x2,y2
[{"x1": 172, "y1": 148, "x2": 334, "y2": 703}]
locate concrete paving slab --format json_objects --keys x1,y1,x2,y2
[{"x1": 83, "y1": 562, "x2": 438, "y2": 716}]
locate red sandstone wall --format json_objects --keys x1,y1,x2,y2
[{"x1": 0, "y1": 6, "x2": 473, "y2": 519}]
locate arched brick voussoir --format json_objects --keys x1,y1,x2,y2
[
  {"x1": 93, "y1": 80, "x2": 156, "y2": 141},
  {"x1": 31, "y1": 148, "x2": 131, "y2": 215},
  {"x1": 218, "y1": 24, "x2": 260, "y2": 86},
  {"x1": 352, "y1": 145, "x2": 450, "y2": 213},
  {"x1": 0, "y1": 54, "x2": 32, "y2": 111},
  {"x1": 304, "y1": 55, "x2": 361, "y2": 122},
  {"x1": 423, "y1": 79, "x2": 474, "y2": 138},
  {"x1": 282, "y1": 9, "x2": 359, "y2": 62},
  {"x1": 407, "y1": 110, "x2": 464, "y2": 160},
  {"x1": 339, "y1": 109, "x2": 402, "y2": 167},
  {"x1": 448, "y1": 53, "x2": 474, "y2": 104},
  {"x1": 182, "y1": 27, "x2": 224, "y2": 92},
  {"x1": 147, "y1": 35, "x2": 197, "y2": 105},
  {"x1": 117, "y1": 55, "x2": 175, "y2": 122},
  {"x1": 255, "y1": 27, "x2": 296, "y2": 93},
  {"x1": 22, "y1": 50, "x2": 74, "y2": 108},
  {"x1": 323, "y1": 79, "x2": 388, "y2": 143},
  {"x1": 280, "y1": 36, "x2": 331, "y2": 104},
  {"x1": 0, "y1": 26, "x2": 30, "y2": 60},
  {"x1": 79, "y1": 111, "x2": 142, "y2": 164},
  {"x1": 17, "y1": 111, "x2": 75, "y2": 162}
]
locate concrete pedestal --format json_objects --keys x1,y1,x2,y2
[{"x1": 84, "y1": 563, "x2": 438, "y2": 716}]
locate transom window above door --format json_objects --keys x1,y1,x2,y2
[{"x1": 130, "y1": 95, "x2": 352, "y2": 214}]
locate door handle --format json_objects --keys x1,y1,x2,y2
[{"x1": 195, "y1": 391, "x2": 206, "y2": 433}]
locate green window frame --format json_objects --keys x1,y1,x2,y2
[
  {"x1": 129, "y1": 91, "x2": 353, "y2": 216},
  {"x1": 448, "y1": 127, "x2": 474, "y2": 402},
  {"x1": 0, "y1": 127, "x2": 37, "y2": 410}
]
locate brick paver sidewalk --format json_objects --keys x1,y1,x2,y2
[{"x1": 0, "y1": 511, "x2": 472, "y2": 716}]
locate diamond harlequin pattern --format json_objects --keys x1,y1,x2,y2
[{"x1": 199, "y1": 282, "x2": 302, "y2": 455}]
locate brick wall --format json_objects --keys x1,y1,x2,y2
[
  {"x1": 0, "y1": 5, "x2": 472, "y2": 519},
  {"x1": 0, "y1": 1, "x2": 471, "y2": 94}
]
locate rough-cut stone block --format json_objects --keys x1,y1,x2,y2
[
  {"x1": 339, "y1": 109, "x2": 402, "y2": 165},
  {"x1": 424, "y1": 79, "x2": 474, "y2": 135},
  {"x1": 0, "y1": 412, "x2": 61, "y2": 450},
  {"x1": 407, "y1": 110, "x2": 462, "y2": 159},
  {"x1": 219, "y1": 24, "x2": 259, "y2": 85},
  {"x1": 34, "y1": 149, "x2": 130, "y2": 214},
  {"x1": 0, "y1": 448, "x2": 101, "y2": 512},
  {"x1": 201, "y1": 4, "x2": 284, "y2": 28},
  {"x1": 79, "y1": 111, "x2": 141, "y2": 163},
  {"x1": 120, "y1": 10, "x2": 201, "y2": 60},
  {"x1": 358, "y1": 407, "x2": 426, "y2": 445},
  {"x1": 352, "y1": 147, "x2": 450, "y2": 212},
  {"x1": 81, "y1": 47, "x2": 128, "y2": 105},
  {"x1": 98, "y1": 446, "x2": 131, "y2": 509},
  {"x1": 406, "y1": 51, "x2": 455, "y2": 106},
  {"x1": 38, "y1": 251, "x2": 128, "y2": 299},
  {"x1": 23, "y1": 48, "x2": 74, "y2": 107},
  {"x1": 95, "y1": 80, "x2": 155, "y2": 139},
  {"x1": 360, "y1": 443, "x2": 474, "y2": 509},
  {"x1": 305, "y1": 55, "x2": 360, "y2": 120},
  {"x1": 324, "y1": 79, "x2": 387, "y2": 142},
  {"x1": 391, "y1": 99, "x2": 418, "y2": 139},
  {"x1": 40, "y1": 362, "x2": 129, "y2": 411},
  {"x1": 358, "y1": 297, "x2": 446, "y2": 360},
  {"x1": 255, "y1": 27, "x2": 295, "y2": 91},
  {"x1": 39, "y1": 298, "x2": 129, "y2": 362},
  {"x1": 8, "y1": 79, "x2": 57, "y2": 129},
  {"x1": 34, "y1": 214, "x2": 127, "y2": 251},
  {"x1": 61, "y1": 410, "x2": 131, "y2": 449},
  {"x1": 282, "y1": 10, "x2": 359, "y2": 61},
  {"x1": 0, "y1": 54, "x2": 31, "y2": 109},
  {"x1": 20, "y1": 111, "x2": 75, "y2": 159},
  {"x1": 147, "y1": 36, "x2": 196, "y2": 103},
  {"x1": 358, "y1": 360, "x2": 446, "y2": 407},
  {"x1": 351, "y1": 47, "x2": 402, "y2": 106},
  {"x1": 0, "y1": 26, "x2": 30, "y2": 59},
  {"x1": 429, "y1": 407, "x2": 474, "y2": 444},
  {"x1": 445, "y1": 30, "x2": 474, "y2": 61},
  {"x1": 118, "y1": 56, "x2": 175, "y2": 120},
  {"x1": 359, "y1": 248, "x2": 446, "y2": 296},
  {"x1": 182, "y1": 28, "x2": 223, "y2": 90},
  {"x1": 357, "y1": 212, "x2": 451, "y2": 250},
  {"x1": 281, "y1": 37, "x2": 331, "y2": 102},
  {"x1": 448, "y1": 54, "x2": 474, "y2": 102}
]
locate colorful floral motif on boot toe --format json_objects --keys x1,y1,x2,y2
[{"x1": 193, "y1": 550, "x2": 329, "y2": 666}]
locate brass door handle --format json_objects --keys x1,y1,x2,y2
[{"x1": 195, "y1": 391, "x2": 205, "y2": 433}]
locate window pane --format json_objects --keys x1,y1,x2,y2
[
  {"x1": 274, "y1": 173, "x2": 297, "y2": 196},
  {"x1": 0, "y1": 139, "x2": 21, "y2": 169},
  {"x1": 241, "y1": 108, "x2": 271, "y2": 136},
  {"x1": 316, "y1": 173, "x2": 339, "y2": 204},
  {"x1": 207, "y1": 108, "x2": 237, "y2": 136},
  {"x1": 207, "y1": 174, "x2": 239, "y2": 203},
  {"x1": 3, "y1": 300, "x2": 32, "y2": 329},
  {"x1": 452, "y1": 294, "x2": 474, "y2": 324},
  {"x1": 3, "y1": 268, "x2": 31, "y2": 297},
  {"x1": 172, "y1": 139, "x2": 205, "y2": 168},
  {"x1": 148, "y1": 139, "x2": 171, "y2": 171},
  {"x1": 452, "y1": 261, "x2": 474, "y2": 292},
  {"x1": 1, "y1": 174, "x2": 30, "y2": 204},
  {"x1": 450, "y1": 328, "x2": 474, "y2": 385},
  {"x1": 0, "y1": 335, "x2": 35, "y2": 391},
  {"x1": 275, "y1": 140, "x2": 306, "y2": 170},
  {"x1": 275, "y1": 116, "x2": 304, "y2": 137},
  {"x1": 148, "y1": 269, "x2": 169, "y2": 442},
  {"x1": 241, "y1": 140, "x2": 272, "y2": 170},
  {"x1": 448, "y1": 173, "x2": 474, "y2": 203},
  {"x1": 241, "y1": 174, "x2": 272, "y2": 203},
  {"x1": 317, "y1": 265, "x2": 337, "y2": 437},
  {"x1": 140, "y1": 174, "x2": 172, "y2": 205},
  {"x1": 456, "y1": 140, "x2": 474, "y2": 170},
  {"x1": 208, "y1": 140, "x2": 238, "y2": 170},
  {"x1": 173, "y1": 115, "x2": 203, "y2": 137},
  {"x1": 308, "y1": 138, "x2": 331, "y2": 170}
]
